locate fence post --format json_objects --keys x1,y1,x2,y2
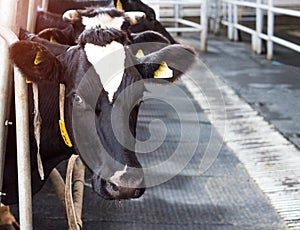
[
  {"x1": 267, "y1": 0, "x2": 274, "y2": 59},
  {"x1": 227, "y1": 0, "x2": 233, "y2": 40},
  {"x1": 214, "y1": 0, "x2": 222, "y2": 34},
  {"x1": 255, "y1": 0, "x2": 263, "y2": 54},
  {"x1": 201, "y1": 0, "x2": 208, "y2": 51},
  {"x1": 233, "y1": 2, "x2": 238, "y2": 41}
]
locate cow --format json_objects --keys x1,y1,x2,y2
[
  {"x1": 36, "y1": 0, "x2": 177, "y2": 45},
  {"x1": 2, "y1": 6, "x2": 196, "y2": 228},
  {"x1": 113, "y1": 0, "x2": 178, "y2": 44}
]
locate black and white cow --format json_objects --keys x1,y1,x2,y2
[
  {"x1": 4, "y1": 10, "x2": 196, "y2": 206},
  {"x1": 37, "y1": 7, "x2": 170, "y2": 47},
  {"x1": 113, "y1": 0, "x2": 178, "y2": 43},
  {"x1": 36, "y1": 0, "x2": 176, "y2": 45}
]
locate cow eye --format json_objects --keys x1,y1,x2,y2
[{"x1": 72, "y1": 93, "x2": 83, "y2": 104}]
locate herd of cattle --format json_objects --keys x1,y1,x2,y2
[{"x1": 0, "y1": 0, "x2": 196, "y2": 228}]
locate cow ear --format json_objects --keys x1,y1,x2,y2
[
  {"x1": 63, "y1": 9, "x2": 80, "y2": 23},
  {"x1": 9, "y1": 41, "x2": 62, "y2": 82},
  {"x1": 136, "y1": 44, "x2": 197, "y2": 83},
  {"x1": 38, "y1": 28, "x2": 73, "y2": 45}
]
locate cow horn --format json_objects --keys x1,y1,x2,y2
[{"x1": 63, "y1": 10, "x2": 80, "y2": 23}]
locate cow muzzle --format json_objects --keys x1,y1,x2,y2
[{"x1": 92, "y1": 166, "x2": 145, "y2": 200}]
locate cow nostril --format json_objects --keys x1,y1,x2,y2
[{"x1": 110, "y1": 182, "x2": 119, "y2": 192}]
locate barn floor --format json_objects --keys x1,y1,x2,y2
[{"x1": 9, "y1": 33, "x2": 299, "y2": 229}]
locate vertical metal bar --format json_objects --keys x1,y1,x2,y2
[
  {"x1": 0, "y1": 36, "x2": 12, "y2": 204},
  {"x1": 41, "y1": 0, "x2": 49, "y2": 11},
  {"x1": 20, "y1": 0, "x2": 35, "y2": 227},
  {"x1": 0, "y1": 0, "x2": 19, "y2": 204},
  {"x1": 214, "y1": 0, "x2": 221, "y2": 34},
  {"x1": 14, "y1": 66, "x2": 33, "y2": 230},
  {"x1": 233, "y1": 2, "x2": 238, "y2": 41},
  {"x1": 222, "y1": 0, "x2": 227, "y2": 24},
  {"x1": 227, "y1": 1, "x2": 233, "y2": 40},
  {"x1": 201, "y1": 0, "x2": 208, "y2": 51},
  {"x1": 267, "y1": 0, "x2": 274, "y2": 59},
  {"x1": 255, "y1": 0, "x2": 263, "y2": 54},
  {"x1": 174, "y1": 3, "x2": 179, "y2": 29},
  {"x1": 0, "y1": 25, "x2": 33, "y2": 230},
  {"x1": 2, "y1": 0, "x2": 34, "y2": 228},
  {"x1": 0, "y1": 1, "x2": 18, "y2": 33},
  {"x1": 27, "y1": 0, "x2": 38, "y2": 32}
]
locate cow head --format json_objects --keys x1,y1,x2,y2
[
  {"x1": 113, "y1": 0, "x2": 177, "y2": 44},
  {"x1": 10, "y1": 23, "x2": 195, "y2": 201},
  {"x1": 62, "y1": 7, "x2": 145, "y2": 37},
  {"x1": 37, "y1": 7, "x2": 146, "y2": 46}
]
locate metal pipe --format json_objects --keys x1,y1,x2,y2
[
  {"x1": 27, "y1": 0, "x2": 38, "y2": 32},
  {"x1": 0, "y1": 25, "x2": 33, "y2": 230},
  {"x1": 267, "y1": 0, "x2": 274, "y2": 59},
  {"x1": 0, "y1": 1, "x2": 18, "y2": 32},
  {"x1": 15, "y1": 67, "x2": 33, "y2": 230},
  {"x1": 0, "y1": 36, "x2": 13, "y2": 203},
  {"x1": 201, "y1": 0, "x2": 208, "y2": 51},
  {"x1": 233, "y1": 3, "x2": 238, "y2": 41},
  {"x1": 255, "y1": 0, "x2": 263, "y2": 54},
  {"x1": 41, "y1": 0, "x2": 49, "y2": 11},
  {"x1": 227, "y1": 1, "x2": 233, "y2": 40},
  {"x1": 0, "y1": 0, "x2": 19, "y2": 205}
]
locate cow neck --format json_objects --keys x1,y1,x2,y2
[{"x1": 59, "y1": 83, "x2": 73, "y2": 148}]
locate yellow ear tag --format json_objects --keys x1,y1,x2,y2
[
  {"x1": 116, "y1": 0, "x2": 123, "y2": 10},
  {"x1": 50, "y1": 35, "x2": 57, "y2": 43},
  {"x1": 154, "y1": 61, "x2": 173, "y2": 79},
  {"x1": 34, "y1": 51, "x2": 42, "y2": 65},
  {"x1": 26, "y1": 79, "x2": 32, "y2": 84},
  {"x1": 135, "y1": 49, "x2": 145, "y2": 58},
  {"x1": 59, "y1": 120, "x2": 73, "y2": 147}
]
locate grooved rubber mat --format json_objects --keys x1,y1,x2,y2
[{"x1": 11, "y1": 82, "x2": 286, "y2": 229}]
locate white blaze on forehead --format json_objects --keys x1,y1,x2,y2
[
  {"x1": 82, "y1": 14, "x2": 125, "y2": 30},
  {"x1": 84, "y1": 41, "x2": 125, "y2": 102},
  {"x1": 109, "y1": 165, "x2": 128, "y2": 186}
]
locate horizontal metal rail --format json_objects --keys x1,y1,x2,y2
[
  {"x1": 146, "y1": 0, "x2": 207, "y2": 51},
  {"x1": 217, "y1": 0, "x2": 300, "y2": 59}
]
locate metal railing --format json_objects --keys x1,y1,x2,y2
[
  {"x1": 212, "y1": 0, "x2": 300, "y2": 59},
  {"x1": 0, "y1": 0, "x2": 46, "y2": 228},
  {"x1": 145, "y1": 0, "x2": 208, "y2": 51}
]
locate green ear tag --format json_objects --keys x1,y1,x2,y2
[
  {"x1": 116, "y1": 0, "x2": 123, "y2": 10},
  {"x1": 135, "y1": 49, "x2": 145, "y2": 58},
  {"x1": 154, "y1": 61, "x2": 173, "y2": 79},
  {"x1": 34, "y1": 51, "x2": 42, "y2": 65}
]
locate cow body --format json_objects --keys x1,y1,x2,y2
[{"x1": 5, "y1": 8, "x2": 196, "y2": 205}]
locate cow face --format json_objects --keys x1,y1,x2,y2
[
  {"x1": 63, "y1": 7, "x2": 145, "y2": 33},
  {"x1": 113, "y1": 0, "x2": 177, "y2": 44},
  {"x1": 10, "y1": 28, "x2": 195, "y2": 201}
]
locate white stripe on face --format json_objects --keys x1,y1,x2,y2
[
  {"x1": 109, "y1": 165, "x2": 128, "y2": 186},
  {"x1": 82, "y1": 14, "x2": 125, "y2": 30},
  {"x1": 84, "y1": 41, "x2": 125, "y2": 103}
]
